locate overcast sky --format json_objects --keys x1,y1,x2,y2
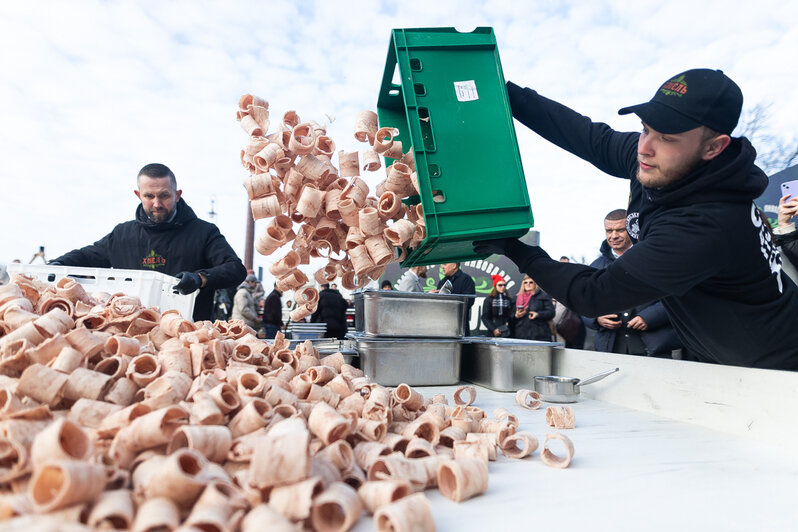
[{"x1": 2, "y1": 0, "x2": 796, "y2": 284}]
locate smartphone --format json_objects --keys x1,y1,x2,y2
[{"x1": 781, "y1": 179, "x2": 798, "y2": 198}]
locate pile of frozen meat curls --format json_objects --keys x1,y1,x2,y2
[{"x1": 0, "y1": 272, "x2": 574, "y2": 531}]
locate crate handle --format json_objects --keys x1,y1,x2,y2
[{"x1": 418, "y1": 107, "x2": 436, "y2": 152}]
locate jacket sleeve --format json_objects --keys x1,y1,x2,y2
[
  {"x1": 582, "y1": 316, "x2": 599, "y2": 330},
  {"x1": 774, "y1": 227, "x2": 798, "y2": 267},
  {"x1": 197, "y1": 225, "x2": 247, "y2": 291},
  {"x1": 461, "y1": 273, "x2": 476, "y2": 310},
  {"x1": 481, "y1": 297, "x2": 499, "y2": 331},
  {"x1": 504, "y1": 239, "x2": 666, "y2": 318},
  {"x1": 506, "y1": 82, "x2": 640, "y2": 180},
  {"x1": 52, "y1": 231, "x2": 115, "y2": 267},
  {"x1": 636, "y1": 301, "x2": 670, "y2": 330},
  {"x1": 535, "y1": 294, "x2": 555, "y2": 321}
]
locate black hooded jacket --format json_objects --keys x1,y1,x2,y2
[
  {"x1": 502, "y1": 83, "x2": 798, "y2": 370},
  {"x1": 54, "y1": 198, "x2": 247, "y2": 322},
  {"x1": 311, "y1": 288, "x2": 348, "y2": 338}
]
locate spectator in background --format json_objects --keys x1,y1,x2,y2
[
  {"x1": 554, "y1": 255, "x2": 586, "y2": 348},
  {"x1": 380, "y1": 280, "x2": 393, "y2": 290},
  {"x1": 312, "y1": 283, "x2": 349, "y2": 339},
  {"x1": 247, "y1": 269, "x2": 265, "y2": 303},
  {"x1": 435, "y1": 263, "x2": 476, "y2": 335},
  {"x1": 397, "y1": 266, "x2": 428, "y2": 292},
  {"x1": 213, "y1": 287, "x2": 235, "y2": 321},
  {"x1": 262, "y1": 284, "x2": 283, "y2": 339},
  {"x1": 584, "y1": 209, "x2": 681, "y2": 357},
  {"x1": 232, "y1": 274, "x2": 260, "y2": 330},
  {"x1": 481, "y1": 275, "x2": 513, "y2": 337},
  {"x1": 512, "y1": 275, "x2": 555, "y2": 341},
  {"x1": 775, "y1": 193, "x2": 798, "y2": 267}
]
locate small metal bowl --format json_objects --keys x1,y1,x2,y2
[
  {"x1": 534, "y1": 368, "x2": 619, "y2": 403},
  {"x1": 534, "y1": 376, "x2": 582, "y2": 403}
]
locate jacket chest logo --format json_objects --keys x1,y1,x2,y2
[{"x1": 142, "y1": 249, "x2": 166, "y2": 269}]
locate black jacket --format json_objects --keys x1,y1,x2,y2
[
  {"x1": 774, "y1": 227, "x2": 798, "y2": 267},
  {"x1": 263, "y1": 289, "x2": 283, "y2": 327},
  {"x1": 584, "y1": 241, "x2": 681, "y2": 355},
  {"x1": 53, "y1": 198, "x2": 247, "y2": 322},
  {"x1": 503, "y1": 82, "x2": 798, "y2": 370},
  {"x1": 437, "y1": 269, "x2": 476, "y2": 335},
  {"x1": 512, "y1": 290, "x2": 555, "y2": 341},
  {"x1": 311, "y1": 288, "x2": 348, "y2": 338},
  {"x1": 481, "y1": 293, "x2": 514, "y2": 334}
]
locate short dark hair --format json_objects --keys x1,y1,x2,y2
[
  {"x1": 138, "y1": 163, "x2": 177, "y2": 189},
  {"x1": 605, "y1": 209, "x2": 627, "y2": 222},
  {"x1": 320, "y1": 283, "x2": 330, "y2": 290}
]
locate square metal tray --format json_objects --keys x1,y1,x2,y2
[
  {"x1": 354, "y1": 289, "x2": 470, "y2": 338},
  {"x1": 348, "y1": 334, "x2": 462, "y2": 386},
  {"x1": 460, "y1": 337, "x2": 561, "y2": 392}
]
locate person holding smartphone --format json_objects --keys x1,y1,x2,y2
[
  {"x1": 774, "y1": 191, "x2": 798, "y2": 267},
  {"x1": 512, "y1": 275, "x2": 555, "y2": 341}
]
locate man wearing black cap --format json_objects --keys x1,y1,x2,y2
[{"x1": 475, "y1": 69, "x2": 798, "y2": 370}]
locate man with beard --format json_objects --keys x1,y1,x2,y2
[
  {"x1": 475, "y1": 69, "x2": 798, "y2": 370},
  {"x1": 51, "y1": 163, "x2": 246, "y2": 321}
]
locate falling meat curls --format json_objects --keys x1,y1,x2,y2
[{"x1": 236, "y1": 93, "x2": 425, "y2": 296}]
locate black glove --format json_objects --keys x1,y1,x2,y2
[
  {"x1": 473, "y1": 238, "x2": 513, "y2": 257},
  {"x1": 173, "y1": 271, "x2": 202, "y2": 294}
]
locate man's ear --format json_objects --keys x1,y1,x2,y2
[
  {"x1": 176, "y1": 189, "x2": 183, "y2": 201},
  {"x1": 702, "y1": 134, "x2": 732, "y2": 161},
  {"x1": 134, "y1": 189, "x2": 142, "y2": 200}
]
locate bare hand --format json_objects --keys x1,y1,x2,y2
[
  {"x1": 778, "y1": 194, "x2": 798, "y2": 227},
  {"x1": 597, "y1": 314, "x2": 621, "y2": 329},
  {"x1": 514, "y1": 308, "x2": 526, "y2": 318},
  {"x1": 528, "y1": 311, "x2": 539, "y2": 320},
  {"x1": 626, "y1": 316, "x2": 648, "y2": 330},
  {"x1": 493, "y1": 328, "x2": 502, "y2": 337}
]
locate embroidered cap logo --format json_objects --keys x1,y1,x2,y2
[{"x1": 659, "y1": 74, "x2": 688, "y2": 98}]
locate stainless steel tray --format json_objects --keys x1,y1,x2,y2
[
  {"x1": 287, "y1": 322, "x2": 327, "y2": 340},
  {"x1": 348, "y1": 334, "x2": 462, "y2": 386},
  {"x1": 287, "y1": 338, "x2": 358, "y2": 366},
  {"x1": 354, "y1": 289, "x2": 471, "y2": 338},
  {"x1": 460, "y1": 337, "x2": 561, "y2": 392}
]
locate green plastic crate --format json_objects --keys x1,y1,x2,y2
[{"x1": 377, "y1": 27, "x2": 533, "y2": 267}]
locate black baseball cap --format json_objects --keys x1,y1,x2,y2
[{"x1": 618, "y1": 68, "x2": 743, "y2": 135}]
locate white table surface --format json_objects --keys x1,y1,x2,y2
[{"x1": 352, "y1": 384, "x2": 798, "y2": 532}]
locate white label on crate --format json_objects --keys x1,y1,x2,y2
[{"x1": 454, "y1": 80, "x2": 479, "y2": 102}]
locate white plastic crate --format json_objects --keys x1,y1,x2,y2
[{"x1": 7, "y1": 264, "x2": 197, "y2": 320}]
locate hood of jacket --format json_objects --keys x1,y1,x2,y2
[
  {"x1": 642, "y1": 137, "x2": 767, "y2": 208},
  {"x1": 135, "y1": 198, "x2": 197, "y2": 232}
]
